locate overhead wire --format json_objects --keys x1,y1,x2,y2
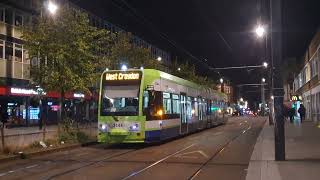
[{"x1": 113, "y1": 0, "x2": 211, "y2": 68}]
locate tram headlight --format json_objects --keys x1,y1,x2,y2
[
  {"x1": 129, "y1": 123, "x2": 139, "y2": 132},
  {"x1": 100, "y1": 124, "x2": 108, "y2": 132}
]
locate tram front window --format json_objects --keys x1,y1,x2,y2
[{"x1": 100, "y1": 85, "x2": 139, "y2": 116}]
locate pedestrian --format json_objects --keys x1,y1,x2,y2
[
  {"x1": 298, "y1": 104, "x2": 306, "y2": 122},
  {"x1": 38, "y1": 110, "x2": 43, "y2": 130},
  {"x1": 0, "y1": 107, "x2": 8, "y2": 128},
  {"x1": 288, "y1": 107, "x2": 295, "y2": 123}
]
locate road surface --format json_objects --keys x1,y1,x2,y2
[{"x1": 0, "y1": 116, "x2": 265, "y2": 180}]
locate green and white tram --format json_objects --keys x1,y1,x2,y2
[{"x1": 98, "y1": 69, "x2": 227, "y2": 143}]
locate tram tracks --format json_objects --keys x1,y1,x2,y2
[
  {"x1": 44, "y1": 148, "x2": 140, "y2": 180},
  {"x1": 119, "y1": 120, "x2": 258, "y2": 180}
]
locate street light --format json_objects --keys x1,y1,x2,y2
[
  {"x1": 262, "y1": 78, "x2": 266, "y2": 83},
  {"x1": 263, "y1": 62, "x2": 268, "y2": 68},
  {"x1": 220, "y1": 78, "x2": 223, "y2": 84},
  {"x1": 255, "y1": 25, "x2": 265, "y2": 38},
  {"x1": 177, "y1": 67, "x2": 181, "y2": 71},
  {"x1": 47, "y1": 1, "x2": 58, "y2": 15},
  {"x1": 157, "y1": 56, "x2": 162, "y2": 61},
  {"x1": 121, "y1": 64, "x2": 128, "y2": 71},
  {"x1": 240, "y1": 97, "x2": 244, "y2": 102}
]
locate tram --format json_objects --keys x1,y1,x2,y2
[{"x1": 98, "y1": 69, "x2": 227, "y2": 143}]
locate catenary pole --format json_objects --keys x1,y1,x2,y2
[{"x1": 271, "y1": 0, "x2": 285, "y2": 161}]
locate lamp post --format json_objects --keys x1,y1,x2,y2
[
  {"x1": 36, "y1": 0, "x2": 59, "y2": 139},
  {"x1": 271, "y1": 0, "x2": 285, "y2": 161},
  {"x1": 219, "y1": 78, "x2": 224, "y2": 93},
  {"x1": 261, "y1": 78, "x2": 266, "y2": 116}
]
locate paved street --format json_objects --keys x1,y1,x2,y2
[{"x1": 0, "y1": 116, "x2": 265, "y2": 180}]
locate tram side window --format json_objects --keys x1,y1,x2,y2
[
  {"x1": 163, "y1": 92, "x2": 172, "y2": 114},
  {"x1": 207, "y1": 100, "x2": 211, "y2": 115},
  {"x1": 203, "y1": 99, "x2": 207, "y2": 115},
  {"x1": 186, "y1": 97, "x2": 192, "y2": 118},
  {"x1": 172, "y1": 94, "x2": 180, "y2": 114},
  {"x1": 144, "y1": 91, "x2": 162, "y2": 118},
  {"x1": 192, "y1": 98, "x2": 198, "y2": 116},
  {"x1": 143, "y1": 91, "x2": 149, "y2": 109}
]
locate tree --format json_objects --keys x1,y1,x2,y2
[
  {"x1": 109, "y1": 32, "x2": 163, "y2": 70},
  {"x1": 22, "y1": 6, "x2": 112, "y2": 135}
]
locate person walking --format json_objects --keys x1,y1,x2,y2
[
  {"x1": 298, "y1": 104, "x2": 306, "y2": 122},
  {"x1": 288, "y1": 107, "x2": 295, "y2": 123}
]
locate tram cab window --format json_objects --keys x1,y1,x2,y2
[
  {"x1": 163, "y1": 92, "x2": 172, "y2": 114},
  {"x1": 100, "y1": 85, "x2": 140, "y2": 116},
  {"x1": 172, "y1": 94, "x2": 180, "y2": 114}
]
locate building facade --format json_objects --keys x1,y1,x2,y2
[
  {"x1": 0, "y1": 0, "x2": 171, "y2": 127},
  {"x1": 216, "y1": 81, "x2": 234, "y2": 104},
  {"x1": 293, "y1": 30, "x2": 320, "y2": 121}
]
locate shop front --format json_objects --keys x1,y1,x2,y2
[{"x1": 0, "y1": 86, "x2": 97, "y2": 127}]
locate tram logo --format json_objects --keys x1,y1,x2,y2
[{"x1": 105, "y1": 72, "x2": 140, "y2": 80}]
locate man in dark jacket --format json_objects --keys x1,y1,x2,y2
[
  {"x1": 0, "y1": 107, "x2": 8, "y2": 125},
  {"x1": 288, "y1": 107, "x2": 295, "y2": 123},
  {"x1": 298, "y1": 104, "x2": 306, "y2": 122}
]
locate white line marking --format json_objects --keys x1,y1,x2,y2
[
  {"x1": 175, "y1": 150, "x2": 209, "y2": 159},
  {"x1": 0, "y1": 164, "x2": 39, "y2": 177},
  {"x1": 26, "y1": 164, "x2": 39, "y2": 169}
]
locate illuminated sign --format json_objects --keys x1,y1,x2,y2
[
  {"x1": 105, "y1": 73, "x2": 140, "y2": 80},
  {"x1": 11, "y1": 88, "x2": 38, "y2": 95},
  {"x1": 291, "y1": 95, "x2": 302, "y2": 101},
  {"x1": 74, "y1": 93, "x2": 85, "y2": 98},
  {"x1": 10, "y1": 87, "x2": 47, "y2": 96}
]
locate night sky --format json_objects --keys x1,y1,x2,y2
[{"x1": 71, "y1": 0, "x2": 320, "y2": 105}]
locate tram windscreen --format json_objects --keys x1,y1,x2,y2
[{"x1": 100, "y1": 85, "x2": 140, "y2": 116}]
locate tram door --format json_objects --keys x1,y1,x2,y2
[{"x1": 180, "y1": 93, "x2": 188, "y2": 134}]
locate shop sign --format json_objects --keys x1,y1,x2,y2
[
  {"x1": 10, "y1": 88, "x2": 38, "y2": 95},
  {"x1": 291, "y1": 95, "x2": 302, "y2": 101},
  {"x1": 74, "y1": 93, "x2": 85, "y2": 98}
]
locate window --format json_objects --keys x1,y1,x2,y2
[
  {"x1": 5, "y1": 42, "x2": 13, "y2": 61},
  {"x1": 172, "y1": 94, "x2": 180, "y2": 114},
  {"x1": 15, "y1": 13, "x2": 23, "y2": 26},
  {"x1": 0, "y1": 9, "x2": 4, "y2": 22},
  {"x1": 23, "y1": 49, "x2": 30, "y2": 63},
  {"x1": 14, "y1": 44, "x2": 22, "y2": 62},
  {"x1": 0, "y1": 40, "x2": 4, "y2": 59},
  {"x1": 100, "y1": 85, "x2": 140, "y2": 116},
  {"x1": 5, "y1": 9, "x2": 12, "y2": 24},
  {"x1": 143, "y1": 91, "x2": 149, "y2": 109},
  {"x1": 163, "y1": 92, "x2": 172, "y2": 114},
  {"x1": 192, "y1": 97, "x2": 198, "y2": 116},
  {"x1": 186, "y1": 97, "x2": 192, "y2": 118}
]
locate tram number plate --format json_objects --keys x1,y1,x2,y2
[{"x1": 112, "y1": 123, "x2": 124, "y2": 128}]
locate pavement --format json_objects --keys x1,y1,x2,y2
[
  {"x1": 0, "y1": 116, "x2": 266, "y2": 180},
  {"x1": 246, "y1": 118, "x2": 320, "y2": 180},
  {"x1": 1, "y1": 123, "x2": 96, "y2": 136}
]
